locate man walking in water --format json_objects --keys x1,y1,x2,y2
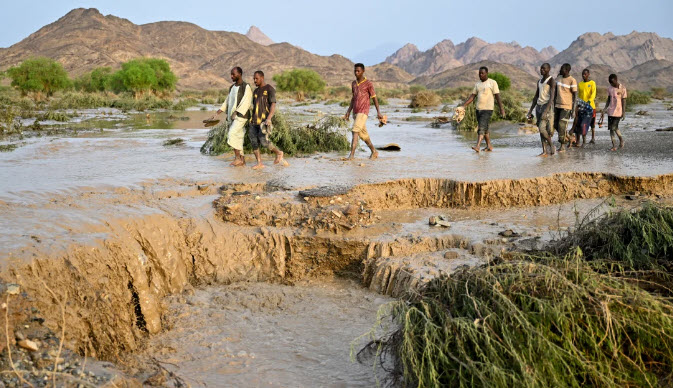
[
  {"x1": 602, "y1": 73, "x2": 627, "y2": 151},
  {"x1": 527, "y1": 63, "x2": 556, "y2": 157},
  {"x1": 249, "y1": 70, "x2": 288, "y2": 169},
  {"x1": 553, "y1": 63, "x2": 577, "y2": 152},
  {"x1": 461, "y1": 66, "x2": 505, "y2": 153},
  {"x1": 343, "y1": 63, "x2": 384, "y2": 160},
  {"x1": 578, "y1": 68, "x2": 597, "y2": 144},
  {"x1": 212, "y1": 67, "x2": 253, "y2": 166}
]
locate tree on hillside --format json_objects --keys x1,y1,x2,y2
[
  {"x1": 7, "y1": 57, "x2": 71, "y2": 101},
  {"x1": 488, "y1": 72, "x2": 511, "y2": 91},
  {"x1": 273, "y1": 69, "x2": 325, "y2": 101}
]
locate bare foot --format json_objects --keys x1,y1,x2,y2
[
  {"x1": 232, "y1": 159, "x2": 246, "y2": 167},
  {"x1": 280, "y1": 159, "x2": 289, "y2": 166},
  {"x1": 252, "y1": 163, "x2": 265, "y2": 170},
  {"x1": 471, "y1": 146, "x2": 480, "y2": 153},
  {"x1": 589, "y1": 139, "x2": 595, "y2": 144},
  {"x1": 557, "y1": 147, "x2": 566, "y2": 153},
  {"x1": 369, "y1": 150, "x2": 379, "y2": 160},
  {"x1": 341, "y1": 156, "x2": 354, "y2": 161},
  {"x1": 537, "y1": 152, "x2": 548, "y2": 157},
  {"x1": 619, "y1": 142, "x2": 625, "y2": 149},
  {"x1": 274, "y1": 151, "x2": 284, "y2": 164},
  {"x1": 482, "y1": 147, "x2": 493, "y2": 152},
  {"x1": 609, "y1": 147, "x2": 617, "y2": 151}
]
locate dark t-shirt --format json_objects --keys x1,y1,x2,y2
[{"x1": 252, "y1": 84, "x2": 277, "y2": 125}]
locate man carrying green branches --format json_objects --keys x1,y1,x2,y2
[
  {"x1": 211, "y1": 66, "x2": 252, "y2": 167},
  {"x1": 249, "y1": 70, "x2": 288, "y2": 169},
  {"x1": 343, "y1": 63, "x2": 384, "y2": 160},
  {"x1": 460, "y1": 66, "x2": 505, "y2": 153}
]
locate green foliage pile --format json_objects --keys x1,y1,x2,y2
[
  {"x1": 7, "y1": 57, "x2": 71, "y2": 100},
  {"x1": 455, "y1": 91, "x2": 527, "y2": 131},
  {"x1": 200, "y1": 112, "x2": 349, "y2": 156},
  {"x1": 0, "y1": 105, "x2": 23, "y2": 136},
  {"x1": 163, "y1": 138, "x2": 185, "y2": 146},
  {"x1": 554, "y1": 202, "x2": 673, "y2": 272},
  {"x1": 409, "y1": 90, "x2": 441, "y2": 108},
  {"x1": 488, "y1": 72, "x2": 511, "y2": 91},
  {"x1": 365, "y1": 252, "x2": 673, "y2": 388},
  {"x1": 408, "y1": 85, "x2": 426, "y2": 94},
  {"x1": 273, "y1": 69, "x2": 326, "y2": 101}
]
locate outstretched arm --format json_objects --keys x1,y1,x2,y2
[{"x1": 461, "y1": 94, "x2": 476, "y2": 108}]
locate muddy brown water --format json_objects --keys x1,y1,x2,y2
[{"x1": 0, "y1": 101, "x2": 672, "y2": 385}]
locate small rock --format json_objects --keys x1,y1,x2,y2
[
  {"x1": 254, "y1": 195, "x2": 261, "y2": 200},
  {"x1": 6, "y1": 284, "x2": 20, "y2": 295},
  {"x1": 444, "y1": 251, "x2": 459, "y2": 260},
  {"x1": 344, "y1": 205, "x2": 359, "y2": 216},
  {"x1": 329, "y1": 200, "x2": 335, "y2": 204},
  {"x1": 498, "y1": 229, "x2": 520, "y2": 238},
  {"x1": 436, "y1": 220, "x2": 451, "y2": 228},
  {"x1": 359, "y1": 163, "x2": 365, "y2": 167},
  {"x1": 331, "y1": 210, "x2": 343, "y2": 218},
  {"x1": 429, "y1": 216, "x2": 438, "y2": 226},
  {"x1": 17, "y1": 339, "x2": 39, "y2": 352},
  {"x1": 14, "y1": 331, "x2": 25, "y2": 341}
]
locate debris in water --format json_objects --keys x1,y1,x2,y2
[{"x1": 376, "y1": 143, "x2": 401, "y2": 151}]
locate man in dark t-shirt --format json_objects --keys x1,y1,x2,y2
[{"x1": 249, "y1": 70, "x2": 288, "y2": 169}]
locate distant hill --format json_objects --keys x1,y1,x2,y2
[
  {"x1": 549, "y1": 32, "x2": 673, "y2": 72},
  {"x1": 410, "y1": 60, "x2": 538, "y2": 90},
  {"x1": 385, "y1": 38, "x2": 557, "y2": 76},
  {"x1": 0, "y1": 8, "x2": 412, "y2": 90},
  {"x1": 245, "y1": 26, "x2": 274, "y2": 46}
]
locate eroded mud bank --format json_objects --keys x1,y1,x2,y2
[{"x1": 3, "y1": 172, "x2": 672, "y2": 361}]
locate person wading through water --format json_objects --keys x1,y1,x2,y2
[
  {"x1": 211, "y1": 66, "x2": 253, "y2": 167},
  {"x1": 527, "y1": 63, "x2": 556, "y2": 157},
  {"x1": 460, "y1": 66, "x2": 505, "y2": 153},
  {"x1": 553, "y1": 63, "x2": 577, "y2": 152},
  {"x1": 249, "y1": 70, "x2": 288, "y2": 169},
  {"x1": 343, "y1": 63, "x2": 384, "y2": 160}
]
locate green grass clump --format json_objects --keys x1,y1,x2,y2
[
  {"x1": 628, "y1": 90, "x2": 652, "y2": 106},
  {"x1": 0, "y1": 144, "x2": 18, "y2": 152},
  {"x1": 172, "y1": 98, "x2": 200, "y2": 111},
  {"x1": 554, "y1": 202, "x2": 673, "y2": 272},
  {"x1": 363, "y1": 252, "x2": 673, "y2": 387},
  {"x1": 36, "y1": 111, "x2": 73, "y2": 122},
  {"x1": 47, "y1": 92, "x2": 112, "y2": 110},
  {"x1": 200, "y1": 112, "x2": 350, "y2": 156},
  {"x1": 162, "y1": 138, "x2": 185, "y2": 146}
]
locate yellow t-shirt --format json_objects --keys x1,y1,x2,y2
[
  {"x1": 472, "y1": 78, "x2": 500, "y2": 111},
  {"x1": 578, "y1": 80, "x2": 597, "y2": 109}
]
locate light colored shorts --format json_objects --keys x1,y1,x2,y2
[
  {"x1": 227, "y1": 117, "x2": 248, "y2": 151},
  {"x1": 352, "y1": 113, "x2": 370, "y2": 142}
]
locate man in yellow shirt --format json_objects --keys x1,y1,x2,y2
[
  {"x1": 460, "y1": 66, "x2": 505, "y2": 153},
  {"x1": 578, "y1": 68, "x2": 597, "y2": 144}
]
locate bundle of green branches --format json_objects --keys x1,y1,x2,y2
[
  {"x1": 554, "y1": 202, "x2": 673, "y2": 273},
  {"x1": 363, "y1": 252, "x2": 673, "y2": 387},
  {"x1": 454, "y1": 91, "x2": 527, "y2": 131},
  {"x1": 200, "y1": 112, "x2": 350, "y2": 156}
]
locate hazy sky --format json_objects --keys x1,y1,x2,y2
[{"x1": 1, "y1": 0, "x2": 672, "y2": 64}]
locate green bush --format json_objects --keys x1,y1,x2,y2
[
  {"x1": 409, "y1": 90, "x2": 440, "y2": 108},
  {"x1": 628, "y1": 90, "x2": 651, "y2": 106},
  {"x1": 7, "y1": 57, "x2": 72, "y2": 100},
  {"x1": 114, "y1": 58, "x2": 177, "y2": 98},
  {"x1": 172, "y1": 98, "x2": 199, "y2": 111},
  {"x1": 651, "y1": 87, "x2": 671, "y2": 100},
  {"x1": 75, "y1": 67, "x2": 114, "y2": 92},
  {"x1": 408, "y1": 84, "x2": 426, "y2": 94},
  {"x1": 488, "y1": 72, "x2": 511, "y2": 91},
  {"x1": 273, "y1": 69, "x2": 326, "y2": 101}
]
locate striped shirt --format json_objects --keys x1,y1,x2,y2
[
  {"x1": 555, "y1": 76, "x2": 577, "y2": 109},
  {"x1": 351, "y1": 78, "x2": 376, "y2": 115}
]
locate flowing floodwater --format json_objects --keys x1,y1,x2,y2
[{"x1": 144, "y1": 279, "x2": 392, "y2": 387}]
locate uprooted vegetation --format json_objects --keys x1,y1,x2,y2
[
  {"x1": 361, "y1": 203, "x2": 673, "y2": 387},
  {"x1": 454, "y1": 90, "x2": 527, "y2": 131},
  {"x1": 200, "y1": 112, "x2": 350, "y2": 156}
]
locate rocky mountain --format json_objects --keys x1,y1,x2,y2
[
  {"x1": 385, "y1": 38, "x2": 557, "y2": 76},
  {"x1": 622, "y1": 59, "x2": 673, "y2": 91},
  {"x1": 410, "y1": 60, "x2": 538, "y2": 90},
  {"x1": 0, "y1": 8, "x2": 412, "y2": 89},
  {"x1": 549, "y1": 32, "x2": 673, "y2": 73},
  {"x1": 245, "y1": 26, "x2": 274, "y2": 46}
]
